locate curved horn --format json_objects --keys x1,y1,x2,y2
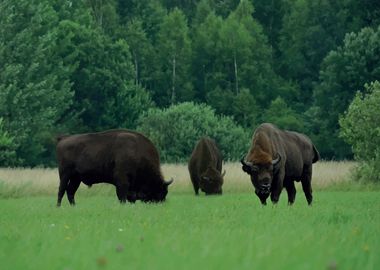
[
  {"x1": 221, "y1": 170, "x2": 226, "y2": 177},
  {"x1": 164, "y1": 178, "x2": 174, "y2": 186},
  {"x1": 201, "y1": 176, "x2": 211, "y2": 182},
  {"x1": 241, "y1": 158, "x2": 254, "y2": 174},
  {"x1": 272, "y1": 154, "x2": 281, "y2": 166},
  {"x1": 240, "y1": 158, "x2": 252, "y2": 167}
]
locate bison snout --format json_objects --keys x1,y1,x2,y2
[{"x1": 258, "y1": 183, "x2": 271, "y2": 194}]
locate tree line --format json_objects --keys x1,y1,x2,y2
[{"x1": 0, "y1": 0, "x2": 380, "y2": 167}]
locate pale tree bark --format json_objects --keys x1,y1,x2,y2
[
  {"x1": 134, "y1": 53, "x2": 139, "y2": 87},
  {"x1": 171, "y1": 55, "x2": 176, "y2": 104},
  {"x1": 234, "y1": 52, "x2": 239, "y2": 95},
  {"x1": 88, "y1": 0, "x2": 103, "y2": 29}
]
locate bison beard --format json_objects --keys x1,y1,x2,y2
[
  {"x1": 55, "y1": 130, "x2": 173, "y2": 206},
  {"x1": 241, "y1": 123, "x2": 320, "y2": 205}
]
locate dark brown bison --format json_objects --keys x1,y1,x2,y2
[
  {"x1": 241, "y1": 123, "x2": 320, "y2": 205},
  {"x1": 188, "y1": 137, "x2": 225, "y2": 195},
  {"x1": 56, "y1": 129, "x2": 173, "y2": 206}
]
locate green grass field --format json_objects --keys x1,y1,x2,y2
[{"x1": 0, "y1": 162, "x2": 379, "y2": 270}]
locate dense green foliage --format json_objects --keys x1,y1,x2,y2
[
  {"x1": 1, "y1": 192, "x2": 379, "y2": 269},
  {"x1": 314, "y1": 26, "x2": 380, "y2": 158},
  {"x1": 1, "y1": 0, "x2": 380, "y2": 166},
  {"x1": 340, "y1": 81, "x2": 380, "y2": 182},
  {"x1": 0, "y1": 118, "x2": 17, "y2": 166},
  {"x1": 137, "y1": 102, "x2": 249, "y2": 162}
]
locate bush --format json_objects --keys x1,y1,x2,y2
[
  {"x1": 0, "y1": 118, "x2": 18, "y2": 167},
  {"x1": 137, "y1": 102, "x2": 249, "y2": 162},
  {"x1": 340, "y1": 81, "x2": 380, "y2": 182}
]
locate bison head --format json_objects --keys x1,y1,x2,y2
[
  {"x1": 199, "y1": 166, "x2": 225, "y2": 195},
  {"x1": 140, "y1": 178, "x2": 173, "y2": 203},
  {"x1": 241, "y1": 154, "x2": 281, "y2": 199}
]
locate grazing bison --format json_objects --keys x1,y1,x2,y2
[
  {"x1": 241, "y1": 123, "x2": 320, "y2": 205},
  {"x1": 188, "y1": 137, "x2": 225, "y2": 195},
  {"x1": 56, "y1": 129, "x2": 173, "y2": 206}
]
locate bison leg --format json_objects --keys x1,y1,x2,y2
[
  {"x1": 116, "y1": 184, "x2": 128, "y2": 204},
  {"x1": 284, "y1": 179, "x2": 296, "y2": 205},
  {"x1": 270, "y1": 192, "x2": 280, "y2": 204},
  {"x1": 270, "y1": 172, "x2": 284, "y2": 204},
  {"x1": 301, "y1": 165, "x2": 313, "y2": 205},
  {"x1": 57, "y1": 170, "x2": 69, "y2": 207},
  {"x1": 190, "y1": 174, "x2": 199, "y2": 195},
  {"x1": 193, "y1": 183, "x2": 199, "y2": 195},
  {"x1": 66, "y1": 179, "x2": 81, "y2": 206},
  {"x1": 126, "y1": 192, "x2": 137, "y2": 203}
]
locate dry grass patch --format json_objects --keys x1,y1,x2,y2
[
  {"x1": 163, "y1": 161, "x2": 358, "y2": 193},
  {"x1": 0, "y1": 161, "x2": 357, "y2": 198}
]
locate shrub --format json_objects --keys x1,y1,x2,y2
[
  {"x1": 137, "y1": 102, "x2": 249, "y2": 162},
  {"x1": 340, "y1": 81, "x2": 380, "y2": 182}
]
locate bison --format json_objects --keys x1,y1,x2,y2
[
  {"x1": 56, "y1": 129, "x2": 173, "y2": 206},
  {"x1": 241, "y1": 123, "x2": 320, "y2": 205},
  {"x1": 188, "y1": 137, "x2": 225, "y2": 195}
]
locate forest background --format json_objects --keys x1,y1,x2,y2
[{"x1": 1, "y1": 0, "x2": 380, "y2": 167}]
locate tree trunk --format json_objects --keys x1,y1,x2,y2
[
  {"x1": 269, "y1": 0, "x2": 274, "y2": 61},
  {"x1": 203, "y1": 64, "x2": 207, "y2": 97},
  {"x1": 89, "y1": 0, "x2": 103, "y2": 29},
  {"x1": 134, "y1": 54, "x2": 139, "y2": 87},
  {"x1": 234, "y1": 52, "x2": 239, "y2": 95},
  {"x1": 171, "y1": 55, "x2": 176, "y2": 104}
]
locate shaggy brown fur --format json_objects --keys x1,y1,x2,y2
[{"x1": 248, "y1": 132, "x2": 273, "y2": 164}]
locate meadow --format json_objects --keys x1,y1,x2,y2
[{"x1": 0, "y1": 162, "x2": 379, "y2": 270}]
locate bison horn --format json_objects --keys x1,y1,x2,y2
[
  {"x1": 272, "y1": 154, "x2": 281, "y2": 166},
  {"x1": 241, "y1": 158, "x2": 254, "y2": 174},
  {"x1": 165, "y1": 178, "x2": 174, "y2": 186},
  {"x1": 221, "y1": 170, "x2": 226, "y2": 177},
  {"x1": 240, "y1": 158, "x2": 252, "y2": 167},
  {"x1": 202, "y1": 176, "x2": 211, "y2": 181}
]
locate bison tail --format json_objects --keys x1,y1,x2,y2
[{"x1": 312, "y1": 145, "x2": 320, "y2": 163}]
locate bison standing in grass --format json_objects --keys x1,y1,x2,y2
[
  {"x1": 241, "y1": 123, "x2": 320, "y2": 205},
  {"x1": 56, "y1": 129, "x2": 173, "y2": 206},
  {"x1": 188, "y1": 137, "x2": 225, "y2": 195}
]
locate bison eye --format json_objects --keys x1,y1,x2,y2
[{"x1": 252, "y1": 165, "x2": 259, "y2": 172}]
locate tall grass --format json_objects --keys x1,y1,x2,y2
[{"x1": 0, "y1": 161, "x2": 360, "y2": 198}]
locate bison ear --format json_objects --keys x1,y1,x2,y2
[
  {"x1": 241, "y1": 159, "x2": 253, "y2": 174},
  {"x1": 165, "y1": 178, "x2": 174, "y2": 186},
  {"x1": 272, "y1": 154, "x2": 281, "y2": 173}
]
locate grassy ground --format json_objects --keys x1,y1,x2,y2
[{"x1": 0, "y1": 162, "x2": 379, "y2": 270}]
